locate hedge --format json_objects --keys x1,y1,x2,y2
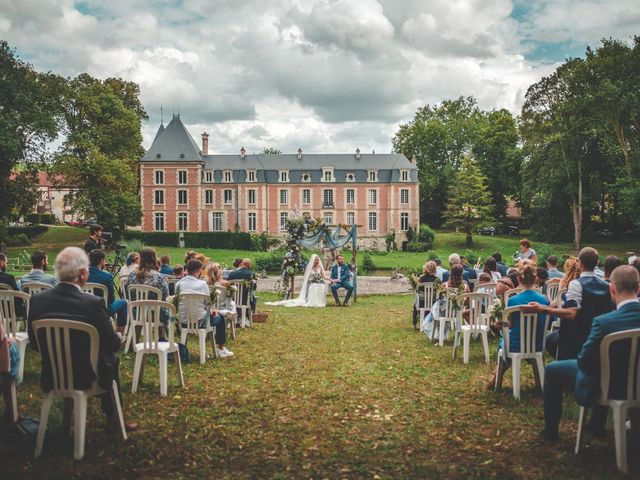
[
  {"x1": 24, "y1": 213, "x2": 56, "y2": 225},
  {"x1": 6, "y1": 225, "x2": 49, "y2": 239},
  {"x1": 121, "y1": 230, "x2": 253, "y2": 250}
]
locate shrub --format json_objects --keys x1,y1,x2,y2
[
  {"x1": 5, "y1": 234, "x2": 30, "y2": 246},
  {"x1": 406, "y1": 241, "x2": 430, "y2": 252},
  {"x1": 122, "y1": 230, "x2": 144, "y2": 241},
  {"x1": 251, "y1": 232, "x2": 272, "y2": 252},
  {"x1": 462, "y1": 249, "x2": 479, "y2": 265},
  {"x1": 4, "y1": 225, "x2": 48, "y2": 241},
  {"x1": 418, "y1": 224, "x2": 435, "y2": 250},
  {"x1": 361, "y1": 252, "x2": 376, "y2": 273},
  {"x1": 405, "y1": 226, "x2": 417, "y2": 243},
  {"x1": 183, "y1": 232, "x2": 253, "y2": 250},
  {"x1": 255, "y1": 251, "x2": 285, "y2": 272},
  {"x1": 121, "y1": 239, "x2": 143, "y2": 254},
  {"x1": 142, "y1": 232, "x2": 180, "y2": 247}
]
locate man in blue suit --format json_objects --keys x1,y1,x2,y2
[
  {"x1": 88, "y1": 249, "x2": 128, "y2": 335},
  {"x1": 330, "y1": 255, "x2": 353, "y2": 306},
  {"x1": 540, "y1": 265, "x2": 640, "y2": 441}
]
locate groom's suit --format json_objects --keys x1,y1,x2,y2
[{"x1": 330, "y1": 263, "x2": 353, "y2": 305}]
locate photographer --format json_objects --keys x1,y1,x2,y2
[{"x1": 84, "y1": 224, "x2": 108, "y2": 254}]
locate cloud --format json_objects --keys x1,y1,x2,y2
[{"x1": 1, "y1": 0, "x2": 638, "y2": 155}]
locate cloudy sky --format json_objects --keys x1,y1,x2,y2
[{"x1": 2, "y1": 0, "x2": 639, "y2": 155}]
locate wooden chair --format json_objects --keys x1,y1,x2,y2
[
  {"x1": 575, "y1": 328, "x2": 640, "y2": 472},
  {"x1": 130, "y1": 301, "x2": 183, "y2": 397},
  {"x1": 495, "y1": 306, "x2": 548, "y2": 400},
  {"x1": 178, "y1": 293, "x2": 218, "y2": 365},
  {"x1": 415, "y1": 282, "x2": 436, "y2": 332},
  {"x1": 124, "y1": 285, "x2": 162, "y2": 352},
  {"x1": 20, "y1": 282, "x2": 52, "y2": 295},
  {"x1": 0, "y1": 290, "x2": 31, "y2": 383},
  {"x1": 33, "y1": 319, "x2": 127, "y2": 460},
  {"x1": 452, "y1": 292, "x2": 492, "y2": 364}
]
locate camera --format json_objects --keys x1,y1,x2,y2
[{"x1": 101, "y1": 231, "x2": 113, "y2": 241}]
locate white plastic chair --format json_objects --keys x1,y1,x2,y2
[
  {"x1": 546, "y1": 279, "x2": 561, "y2": 304},
  {"x1": 230, "y1": 280, "x2": 252, "y2": 328},
  {"x1": 81, "y1": 282, "x2": 109, "y2": 308},
  {"x1": 0, "y1": 321, "x2": 18, "y2": 423},
  {"x1": 415, "y1": 282, "x2": 436, "y2": 332},
  {"x1": 210, "y1": 287, "x2": 235, "y2": 341},
  {"x1": 0, "y1": 290, "x2": 31, "y2": 383},
  {"x1": 476, "y1": 282, "x2": 497, "y2": 298},
  {"x1": 0, "y1": 283, "x2": 12, "y2": 290},
  {"x1": 130, "y1": 300, "x2": 183, "y2": 397},
  {"x1": 468, "y1": 278, "x2": 478, "y2": 291},
  {"x1": 118, "y1": 276, "x2": 129, "y2": 301},
  {"x1": 503, "y1": 287, "x2": 523, "y2": 304},
  {"x1": 550, "y1": 287, "x2": 567, "y2": 332},
  {"x1": 124, "y1": 284, "x2": 162, "y2": 353},
  {"x1": 33, "y1": 319, "x2": 127, "y2": 460},
  {"x1": 575, "y1": 328, "x2": 640, "y2": 472},
  {"x1": 179, "y1": 293, "x2": 218, "y2": 365},
  {"x1": 20, "y1": 282, "x2": 52, "y2": 295},
  {"x1": 431, "y1": 290, "x2": 460, "y2": 347},
  {"x1": 452, "y1": 292, "x2": 492, "y2": 364},
  {"x1": 495, "y1": 306, "x2": 548, "y2": 400}
]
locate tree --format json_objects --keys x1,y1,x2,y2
[
  {"x1": 0, "y1": 41, "x2": 63, "y2": 228},
  {"x1": 262, "y1": 147, "x2": 282, "y2": 154},
  {"x1": 442, "y1": 155, "x2": 495, "y2": 247}
]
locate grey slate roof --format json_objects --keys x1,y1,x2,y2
[{"x1": 141, "y1": 114, "x2": 202, "y2": 162}]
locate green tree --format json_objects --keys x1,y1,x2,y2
[
  {"x1": 442, "y1": 155, "x2": 495, "y2": 247},
  {"x1": 0, "y1": 41, "x2": 63, "y2": 228},
  {"x1": 262, "y1": 147, "x2": 282, "y2": 154}
]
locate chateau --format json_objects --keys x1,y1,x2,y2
[{"x1": 139, "y1": 115, "x2": 419, "y2": 247}]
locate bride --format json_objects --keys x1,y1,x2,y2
[{"x1": 266, "y1": 254, "x2": 329, "y2": 307}]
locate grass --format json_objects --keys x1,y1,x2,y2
[{"x1": 2, "y1": 293, "x2": 634, "y2": 479}]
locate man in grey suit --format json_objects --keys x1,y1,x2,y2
[{"x1": 19, "y1": 251, "x2": 57, "y2": 288}]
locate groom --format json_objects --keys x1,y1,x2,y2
[{"x1": 330, "y1": 255, "x2": 354, "y2": 306}]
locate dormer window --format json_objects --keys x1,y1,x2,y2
[
  {"x1": 400, "y1": 169, "x2": 409, "y2": 182},
  {"x1": 205, "y1": 171, "x2": 213, "y2": 183},
  {"x1": 346, "y1": 173, "x2": 355, "y2": 182},
  {"x1": 223, "y1": 170, "x2": 233, "y2": 183},
  {"x1": 301, "y1": 173, "x2": 311, "y2": 182},
  {"x1": 279, "y1": 170, "x2": 289, "y2": 182},
  {"x1": 247, "y1": 170, "x2": 256, "y2": 182},
  {"x1": 322, "y1": 167, "x2": 334, "y2": 182},
  {"x1": 368, "y1": 170, "x2": 378, "y2": 182}
]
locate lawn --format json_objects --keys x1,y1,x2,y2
[{"x1": 2, "y1": 293, "x2": 633, "y2": 479}]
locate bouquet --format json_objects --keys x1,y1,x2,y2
[
  {"x1": 167, "y1": 286, "x2": 181, "y2": 311},
  {"x1": 436, "y1": 282, "x2": 466, "y2": 310},
  {"x1": 309, "y1": 273, "x2": 324, "y2": 284},
  {"x1": 488, "y1": 297, "x2": 506, "y2": 322}
]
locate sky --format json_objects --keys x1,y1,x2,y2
[{"x1": 1, "y1": 0, "x2": 639, "y2": 155}]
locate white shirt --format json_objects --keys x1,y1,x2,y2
[
  {"x1": 435, "y1": 266, "x2": 447, "y2": 281},
  {"x1": 176, "y1": 275, "x2": 210, "y2": 321},
  {"x1": 617, "y1": 299, "x2": 639, "y2": 310},
  {"x1": 119, "y1": 264, "x2": 138, "y2": 278},
  {"x1": 565, "y1": 271, "x2": 598, "y2": 310}
]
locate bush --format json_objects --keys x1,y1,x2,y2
[
  {"x1": 142, "y1": 232, "x2": 180, "y2": 247},
  {"x1": 122, "y1": 230, "x2": 143, "y2": 241},
  {"x1": 5, "y1": 234, "x2": 30, "y2": 246},
  {"x1": 23, "y1": 213, "x2": 56, "y2": 225},
  {"x1": 406, "y1": 241, "x2": 430, "y2": 252},
  {"x1": 251, "y1": 232, "x2": 273, "y2": 252},
  {"x1": 418, "y1": 224, "x2": 435, "y2": 250},
  {"x1": 255, "y1": 251, "x2": 285, "y2": 272},
  {"x1": 405, "y1": 226, "x2": 417, "y2": 243},
  {"x1": 183, "y1": 232, "x2": 253, "y2": 250},
  {"x1": 462, "y1": 250, "x2": 479, "y2": 265},
  {"x1": 4, "y1": 225, "x2": 48, "y2": 241},
  {"x1": 361, "y1": 252, "x2": 376, "y2": 273}
]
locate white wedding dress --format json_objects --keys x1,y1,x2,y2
[{"x1": 266, "y1": 254, "x2": 328, "y2": 308}]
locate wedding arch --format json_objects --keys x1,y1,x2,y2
[{"x1": 279, "y1": 211, "x2": 359, "y2": 302}]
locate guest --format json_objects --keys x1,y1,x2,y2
[
  {"x1": 633, "y1": 258, "x2": 640, "y2": 280},
  {"x1": 496, "y1": 273, "x2": 515, "y2": 298},
  {"x1": 88, "y1": 250, "x2": 128, "y2": 335},
  {"x1": 183, "y1": 251, "x2": 197, "y2": 269},
  {"x1": 126, "y1": 248, "x2": 169, "y2": 301},
  {"x1": 546, "y1": 256, "x2": 564, "y2": 279},
  {"x1": 603, "y1": 255, "x2": 622, "y2": 281},
  {"x1": 524, "y1": 247, "x2": 613, "y2": 360},
  {"x1": 19, "y1": 251, "x2": 57, "y2": 287},
  {"x1": 460, "y1": 256, "x2": 478, "y2": 286},
  {"x1": 232, "y1": 258, "x2": 243, "y2": 269},
  {"x1": 206, "y1": 262, "x2": 225, "y2": 286},
  {"x1": 489, "y1": 263, "x2": 549, "y2": 386},
  {"x1": 506, "y1": 267, "x2": 520, "y2": 287},
  {"x1": 492, "y1": 252, "x2": 508, "y2": 277},
  {"x1": 27, "y1": 247, "x2": 136, "y2": 432},
  {"x1": 434, "y1": 258, "x2": 448, "y2": 281},
  {"x1": 172, "y1": 264, "x2": 184, "y2": 278},
  {"x1": 1, "y1": 318, "x2": 20, "y2": 423},
  {"x1": 536, "y1": 267, "x2": 549, "y2": 294},
  {"x1": 118, "y1": 252, "x2": 140, "y2": 278},
  {"x1": 541, "y1": 265, "x2": 640, "y2": 441},
  {"x1": 559, "y1": 256, "x2": 580, "y2": 291},
  {"x1": 445, "y1": 265, "x2": 469, "y2": 293},
  {"x1": 482, "y1": 257, "x2": 502, "y2": 282},
  {"x1": 176, "y1": 259, "x2": 233, "y2": 359},
  {"x1": 228, "y1": 258, "x2": 257, "y2": 314},
  {"x1": 83, "y1": 224, "x2": 104, "y2": 254},
  {"x1": 0, "y1": 253, "x2": 18, "y2": 290},
  {"x1": 159, "y1": 255, "x2": 173, "y2": 275},
  {"x1": 515, "y1": 239, "x2": 537, "y2": 264},
  {"x1": 413, "y1": 261, "x2": 438, "y2": 329},
  {"x1": 442, "y1": 254, "x2": 470, "y2": 283}
]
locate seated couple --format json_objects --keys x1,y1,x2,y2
[
  {"x1": 175, "y1": 259, "x2": 235, "y2": 359},
  {"x1": 266, "y1": 254, "x2": 354, "y2": 308}
]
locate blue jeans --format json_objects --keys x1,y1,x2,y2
[
  {"x1": 543, "y1": 360, "x2": 607, "y2": 436},
  {"x1": 108, "y1": 299, "x2": 128, "y2": 327},
  {"x1": 331, "y1": 281, "x2": 353, "y2": 304},
  {"x1": 194, "y1": 313, "x2": 226, "y2": 346}
]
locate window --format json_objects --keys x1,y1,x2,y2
[
  {"x1": 301, "y1": 173, "x2": 311, "y2": 182},
  {"x1": 154, "y1": 212, "x2": 165, "y2": 232},
  {"x1": 178, "y1": 170, "x2": 187, "y2": 185},
  {"x1": 346, "y1": 173, "x2": 355, "y2": 182},
  {"x1": 247, "y1": 170, "x2": 256, "y2": 182},
  {"x1": 400, "y1": 212, "x2": 409, "y2": 231},
  {"x1": 368, "y1": 170, "x2": 378, "y2": 182},
  {"x1": 211, "y1": 212, "x2": 223, "y2": 231},
  {"x1": 401, "y1": 169, "x2": 409, "y2": 182},
  {"x1": 154, "y1": 190, "x2": 164, "y2": 205},
  {"x1": 178, "y1": 212, "x2": 188, "y2": 231},
  {"x1": 346, "y1": 188, "x2": 355, "y2": 204},
  {"x1": 368, "y1": 212, "x2": 377, "y2": 231},
  {"x1": 324, "y1": 212, "x2": 333, "y2": 225},
  {"x1": 400, "y1": 189, "x2": 409, "y2": 204},
  {"x1": 224, "y1": 189, "x2": 233, "y2": 204},
  {"x1": 279, "y1": 189, "x2": 288, "y2": 205},
  {"x1": 205, "y1": 189, "x2": 213, "y2": 204},
  {"x1": 248, "y1": 213, "x2": 256, "y2": 232},
  {"x1": 322, "y1": 168, "x2": 334, "y2": 182},
  {"x1": 223, "y1": 171, "x2": 233, "y2": 182},
  {"x1": 279, "y1": 170, "x2": 289, "y2": 182},
  {"x1": 247, "y1": 189, "x2": 256, "y2": 205},
  {"x1": 154, "y1": 170, "x2": 164, "y2": 185},
  {"x1": 205, "y1": 171, "x2": 213, "y2": 182},
  {"x1": 346, "y1": 212, "x2": 355, "y2": 225},
  {"x1": 323, "y1": 189, "x2": 334, "y2": 207},
  {"x1": 280, "y1": 212, "x2": 288, "y2": 231},
  {"x1": 368, "y1": 189, "x2": 377, "y2": 204},
  {"x1": 178, "y1": 190, "x2": 188, "y2": 205},
  {"x1": 302, "y1": 189, "x2": 311, "y2": 204}
]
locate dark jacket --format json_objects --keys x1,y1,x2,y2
[
  {"x1": 84, "y1": 237, "x2": 99, "y2": 254},
  {"x1": 0, "y1": 271, "x2": 18, "y2": 290},
  {"x1": 28, "y1": 282, "x2": 120, "y2": 392},
  {"x1": 160, "y1": 264, "x2": 174, "y2": 276},
  {"x1": 227, "y1": 268, "x2": 253, "y2": 281},
  {"x1": 575, "y1": 301, "x2": 640, "y2": 406}
]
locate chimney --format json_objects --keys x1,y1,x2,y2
[
  {"x1": 240, "y1": 146, "x2": 246, "y2": 159},
  {"x1": 355, "y1": 147, "x2": 360, "y2": 159},
  {"x1": 297, "y1": 147, "x2": 302, "y2": 160},
  {"x1": 411, "y1": 155, "x2": 417, "y2": 165},
  {"x1": 201, "y1": 132, "x2": 209, "y2": 155}
]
